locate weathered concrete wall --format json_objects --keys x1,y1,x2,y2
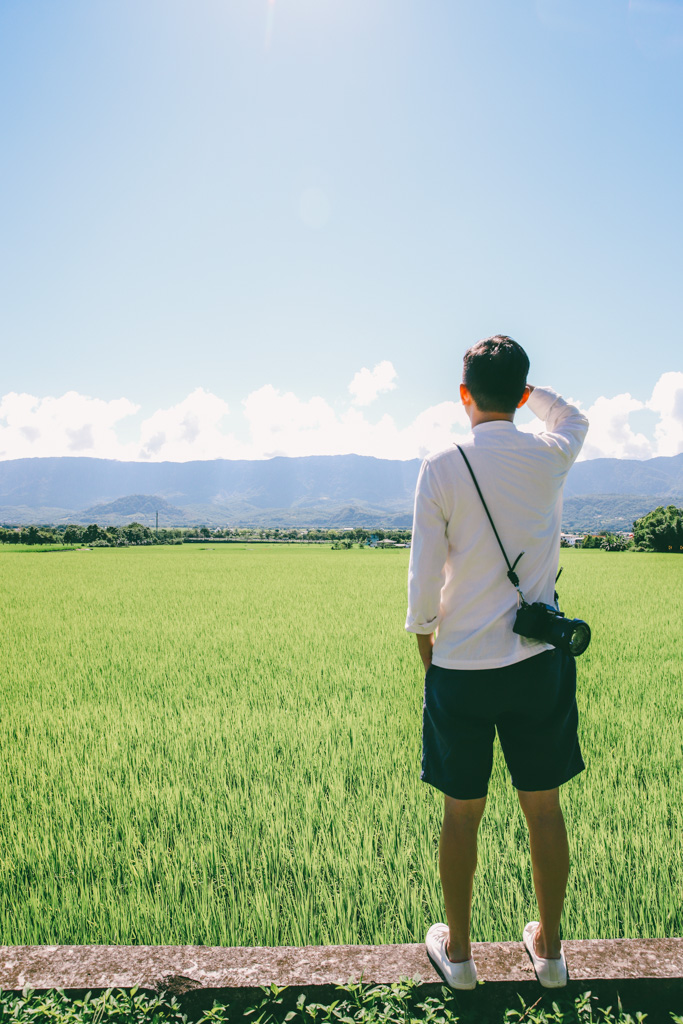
[{"x1": 1, "y1": 940, "x2": 682, "y2": 1022}]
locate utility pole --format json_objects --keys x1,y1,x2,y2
[{"x1": 156, "y1": 510, "x2": 159, "y2": 531}]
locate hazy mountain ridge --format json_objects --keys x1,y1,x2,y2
[
  {"x1": 81, "y1": 494, "x2": 184, "y2": 522},
  {"x1": 561, "y1": 494, "x2": 683, "y2": 534},
  {"x1": 0, "y1": 454, "x2": 422, "y2": 509},
  {"x1": 0, "y1": 453, "x2": 682, "y2": 530},
  {"x1": 562, "y1": 453, "x2": 683, "y2": 497}
]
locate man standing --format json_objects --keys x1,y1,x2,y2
[{"x1": 405, "y1": 336, "x2": 589, "y2": 990}]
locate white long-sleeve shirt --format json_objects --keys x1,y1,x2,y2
[{"x1": 405, "y1": 387, "x2": 589, "y2": 669}]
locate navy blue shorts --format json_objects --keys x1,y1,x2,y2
[{"x1": 421, "y1": 648, "x2": 585, "y2": 800}]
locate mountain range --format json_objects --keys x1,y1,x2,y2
[{"x1": 1, "y1": 452, "x2": 682, "y2": 531}]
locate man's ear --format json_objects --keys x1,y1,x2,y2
[
  {"x1": 460, "y1": 383, "x2": 472, "y2": 406},
  {"x1": 516, "y1": 385, "x2": 531, "y2": 409}
]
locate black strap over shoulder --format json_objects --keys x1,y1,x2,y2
[{"x1": 454, "y1": 444, "x2": 525, "y2": 591}]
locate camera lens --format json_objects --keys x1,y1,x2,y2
[{"x1": 568, "y1": 620, "x2": 591, "y2": 656}]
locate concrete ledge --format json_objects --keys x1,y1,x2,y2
[{"x1": 1, "y1": 940, "x2": 682, "y2": 1020}]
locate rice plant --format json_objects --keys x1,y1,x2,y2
[{"x1": 0, "y1": 544, "x2": 680, "y2": 946}]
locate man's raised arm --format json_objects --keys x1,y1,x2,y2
[{"x1": 526, "y1": 385, "x2": 589, "y2": 466}]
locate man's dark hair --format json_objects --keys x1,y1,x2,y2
[{"x1": 463, "y1": 335, "x2": 530, "y2": 413}]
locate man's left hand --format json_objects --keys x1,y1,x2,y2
[{"x1": 417, "y1": 633, "x2": 434, "y2": 672}]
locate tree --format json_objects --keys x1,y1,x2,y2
[
  {"x1": 64, "y1": 525, "x2": 85, "y2": 545},
  {"x1": 599, "y1": 533, "x2": 630, "y2": 552},
  {"x1": 123, "y1": 522, "x2": 153, "y2": 544},
  {"x1": 633, "y1": 505, "x2": 683, "y2": 553},
  {"x1": 582, "y1": 533, "x2": 608, "y2": 549},
  {"x1": 82, "y1": 523, "x2": 103, "y2": 544}
]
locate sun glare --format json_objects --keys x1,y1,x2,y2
[{"x1": 265, "y1": 0, "x2": 276, "y2": 52}]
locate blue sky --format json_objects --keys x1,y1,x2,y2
[{"x1": 1, "y1": 0, "x2": 682, "y2": 461}]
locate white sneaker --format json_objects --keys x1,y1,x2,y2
[
  {"x1": 425, "y1": 923, "x2": 477, "y2": 990},
  {"x1": 523, "y1": 921, "x2": 567, "y2": 988}
]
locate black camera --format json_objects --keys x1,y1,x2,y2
[{"x1": 513, "y1": 600, "x2": 591, "y2": 657}]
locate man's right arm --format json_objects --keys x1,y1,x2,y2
[
  {"x1": 526, "y1": 385, "x2": 589, "y2": 466},
  {"x1": 405, "y1": 459, "x2": 448, "y2": 641}
]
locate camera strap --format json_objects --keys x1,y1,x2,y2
[{"x1": 455, "y1": 444, "x2": 526, "y2": 599}]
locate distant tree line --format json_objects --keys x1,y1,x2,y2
[
  {"x1": 580, "y1": 533, "x2": 632, "y2": 552},
  {"x1": 4, "y1": 509, "x2": 682, "y2": 552},
  {"x1": 580, "y1": 504, "x2": 683, "y2": 553},
  {"x1": 184, "y1": 527, "x2": 412, "y2": 543},
  {"x1": 0, "y1": 524, "x2": 413, "y2": 547},
  {"x1": 0, "y1": 523, "x2": 183, "y2": 546}
]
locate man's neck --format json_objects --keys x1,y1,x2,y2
[{"x1": 469, "y1": 411, "x2": 515, "y2": 428}]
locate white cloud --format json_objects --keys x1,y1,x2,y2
[
  {"x1": 348, "y1": 360, "x2": 397, "y2": 406},
  {"x1": 572, "y1": 374, "x2": 683, "y2": 460},
  {"x1": 648, "y1": 371, "x2": 683, "y2": 457},
  {"x1": 580, "y1": 392, "x2": 654, "y2": 460},
  {"x1": 400, "y1": 401, "x2": 471, "y2": 459},
  {"x1": 0, "y1": 391, "x2": 139, "y2": 461},
  {"x1": 2, "y1": 372, "x2": 682, "y2": 464},
  {"x1": 243, "y1": 385, "x2": 339, "y2": 457},
  {"x1": 137, "y1": 388, "x2": 235, "y2": 461},
  {"x1": 242, "y1": 386, "x2": 469, "y2": 459}
]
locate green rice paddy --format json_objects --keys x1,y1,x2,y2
[{"x1": 0, "y1": 544, "x2": 680, "y2": 946}]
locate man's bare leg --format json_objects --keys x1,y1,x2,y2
[
  {"x1": 517, "y1": 787, "x2": 568, "y2": 959},
  {"x1": 439, "y1": 794, "x2": 487, "y2": 962}
]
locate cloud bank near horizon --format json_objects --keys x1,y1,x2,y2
[{"x1": 1, "y1": 364, "x2": 682, "y2": 465}]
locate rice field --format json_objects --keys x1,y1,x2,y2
[{"x1": 0, "y1": 543, "x2": 681, "y2": 947}]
